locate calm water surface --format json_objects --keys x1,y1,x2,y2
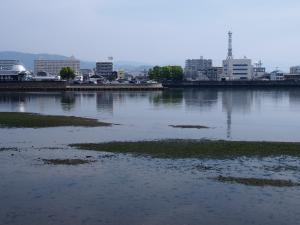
[
  {"x1": 1, "y1": 89, "x2": 300, "y2": 225},
  {"x1": 1, "y1": 88, "x2": 300, "y2": 146}
]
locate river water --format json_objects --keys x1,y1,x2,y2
[{"x1": 1, "y1": 89, "x2": 300, "y2": 225}]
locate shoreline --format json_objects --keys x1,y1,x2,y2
[{"x1": 1, "y1": 80, "x2": 300, "y2": 91}]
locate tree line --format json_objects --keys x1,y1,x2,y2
[{"x1": 148, "y1": 66, "x2": 183, "y2": 81}]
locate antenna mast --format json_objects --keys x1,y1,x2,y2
[{"x1": 227, "y1": 31, "x2": 233, "y2": 59}]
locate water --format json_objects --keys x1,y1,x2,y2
[{"x1": 1, "y1": 89, "x2": 300, "y2": 225}]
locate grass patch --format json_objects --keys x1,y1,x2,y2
[
  {"x1": 0, "y1": 112, "x2": 112, "y2": 128},
  {"x1": 169, "y1": 125, "x2": 209, "y2": 129},
  {"x1": 0, "y1": 147, "x2": 18, "y2": 152},
  {"x1": 42, "y1": 159, "x2": 94, "y2": 165},
  {"x1": 70, "y1": 140, "x2": 300, "y2": 159},
  {"x1": 216, "y1": 176, "x2": 300, "y2": 187}
]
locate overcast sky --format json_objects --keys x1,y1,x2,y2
[{"x1": 1, "y1": 0, "x2": 300, "y2": 70}]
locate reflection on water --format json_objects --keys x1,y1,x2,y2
[
  {"x1": 1, "y1": 89, "x2": 300, "y2": 225},
  {"x1": 150, "y1": 91, "x2": 183, "y2": 107},
  {"x1": 1, "y1": 88, "x2": 300, "y2": 142},
  {"x1": 61, "y1": 92, "x2": 76, "y2": 111}
]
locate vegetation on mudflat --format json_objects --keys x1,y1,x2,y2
[
  {"x1": 70, "y1": 140, "x2": 300, "y2": 159},
  {"x1": 42, "y1": 159, "x2": 94, "y2": 165},
  {"x1": 0, "y1": 112, "x2": 112, "y2": 128},
  {"x1": 169, "y1": 125, "x2": 209, "y2": 129},
  {"x1": 0, "y1": 147, "x2": 18, "y2": 152},
  {"x1": 215, "y1": 176, "x2": 300, "y2": 187}
]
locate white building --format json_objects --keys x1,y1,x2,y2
[
  {"x1": 222, "y1": 32, "x2": 253, "y2": 80},
  {"x1": 223, "y1": 58, "x2": 252, "y2": 80},
  {"x1": 0, "y1": 60, "x2": 28, "y2": 81},
  {"x1": 270, "y1": 70, "x2": 284, "y2": 80},
  {"x1": 253, "y1": 61, "x2": 266, "y2": 79},
  {"x1": 34, "y1": 56, "x2": 80, "y2": 76}
]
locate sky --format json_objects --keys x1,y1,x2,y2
[{"x1": 1, "y1": 0, "x2": 300, "y2": 71}]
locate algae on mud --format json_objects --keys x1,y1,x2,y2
[
  {"x1": 70, "y1": 140, "x2": 300, "y2": 159},
  {"x1": 0, "y1": 112, "x2": 112, "y2": 128},
  {"x1": 169, "y1": 125, "x2": 210, "y2": 129},
  {"x1": 42, "y1": 159, "x2": 94, "y2": 165},
  {"x1": 216, "y1": 176, "x2": 300, "y2": 187}
]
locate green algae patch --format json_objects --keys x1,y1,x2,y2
[
  {"x1": 42, "y1": 159, "x2": 95, "y2": 165},
  {"x1": 0, "y1": 112, "x2": 112, "y2": 128},
  {"x1": 216, "y1": 176, "x2": 300, "y2": 187},
  {"x1": 70, "y1": 140, "x2": 300, "y2": 159},
  {"x1": 169, "y1": 125, "x2": 210, "y2": 129}
]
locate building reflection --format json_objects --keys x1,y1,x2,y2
[
  {"x1": 96, "y1": 92, "x2": 114, "y2": 114},
  {"x1": 289, "y1": 89, "x2": 300, "y2": 109},
  {"x1": 184, "y1": 89, "x2": 218, "y2": 110},
  {"x1": 0, "y1": 93, "x2": 27, "y2": 112},
  {"x1": 221, "y1": 90, "x2": 254, "y2": 138}
]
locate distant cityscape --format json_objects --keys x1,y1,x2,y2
[{"x1": 1, "y1": 31, "x2": 300, "y2": 83}]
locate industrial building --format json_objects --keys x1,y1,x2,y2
[
  {"x1": 34, "y1": 56, "x2": 80, "y2": 76},
  {"x1": 222, "y1": 31, "x2": 253, "y2": 80},
  {"x1": 0, "y1": 60, "x2": 28, "y2": 81}
]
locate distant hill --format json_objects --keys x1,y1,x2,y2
[{"x1": 0, "y1": 51, "x2": 152, "y2": 72}]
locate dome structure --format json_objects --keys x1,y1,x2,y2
[{"x1": 0, "y1": 60, "x2": 28, "y2": 81}]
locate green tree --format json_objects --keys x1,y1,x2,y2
[
  {"x1": 170, "y1": 66, "x2": 183, "y2": 80},
  {"x1": 148, "y1": 65, "x2": 183, "y2": 81},
  {"x1": 60, "y1": 67, "x2": 76, "y2": 81}
]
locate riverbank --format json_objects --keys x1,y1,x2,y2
[
  {"x1": 0, "y1": 81, "x2": 163, "y2": 91},
  {"x1": 163, "y1": 80, "x2": 300, "y2": 88},
  {"x1": 2, "y1": 80, "x2": 300, "y2": 91}
]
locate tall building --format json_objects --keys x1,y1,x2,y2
[
  {"x1": 184, "y1": 57, "x2": 213, "y2": 80},
  {"x1": 96, "y1": 62, "x2": 113, "y2": 77},
  {"x1": 290, "y1": 66, "x2": 300, "y2": 74},
  {"x1": 0, "y1": 60, "x2": 28, "y2": 81},
  {"x1": 222, "y1": 31, "x2": 253, "y2": 80},
  {"x1": 34, "y1": 56, "x2": 80, "y2": 76}
]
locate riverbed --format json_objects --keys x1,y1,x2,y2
[{"x1": 1, "y1": 89, "x2": 300, "y2": 225}]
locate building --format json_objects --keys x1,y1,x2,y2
[
  {"x1": 117, "y1": 70, "x2": 125, "y2": 80},
  {"x1": 290, "y1": 66, "x2": 300, "y2": 74},
  {"x1": 284, "y1": 74, "x2": 300, "y2": 81},
  {"x1": 270, "y1": 70, "x2": 284, "y2": 80},
  {"x1": 80, "y1": 69, "x2": 94, "y2": 81},
  {"x1": 222, "y1": 31, "x2": 253, "y2": 80},
  {"x1": 253, "y1": 61, "x2": 266, "y2": 79},
  {"x1": 34, "y1": 56, "x2": 80, "y2": 76},
  {"x1": 184, "y1": 57, "x2": 212, "y2": 80},
  {"x1": 0, "y1": 60, "x2": 28, "y2": 81},
  {"x1": 204, "y1": 67, "x2": 223, "y2": 81},
  {"x1": 96, "y1": 62, "x2": 113, "y2": 77}
]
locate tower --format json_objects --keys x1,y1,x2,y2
[{"x1": 227, "y1": 31, "x2": 233, "y2": 59}]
